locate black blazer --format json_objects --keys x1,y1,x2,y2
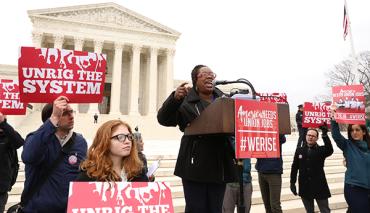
[
  {"x1": 290, "y1": 135, "x2": 334, "y2": 199},
  {"x1": 157, "y1": 88, "x2": 237, "y2": 183}
]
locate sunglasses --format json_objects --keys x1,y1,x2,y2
[{"x1": 111, "y1": 133, "x2": 134, "y2": 142}]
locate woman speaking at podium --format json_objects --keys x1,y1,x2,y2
[{"x1": 157, "y1": 65, "x2": 237, "y2": 213}]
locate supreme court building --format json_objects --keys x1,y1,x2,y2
[{"x1": 18, "y1": 2, "x2": 180, "y2": 115}]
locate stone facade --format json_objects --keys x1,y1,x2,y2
[{"x1": 24, "y1": 2, "x2": 180, "y2": 115}]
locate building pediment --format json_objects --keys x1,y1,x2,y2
[{"x1": 28, "y1": 2, "x2": 180, "y2": 37}]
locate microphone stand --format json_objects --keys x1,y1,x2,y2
[
  {"x1": 218, "y1": 78, "x2": 257, "y2": 213},
  {"x1": 217, "y1": 78, "x2": 257, "y2": 100}
]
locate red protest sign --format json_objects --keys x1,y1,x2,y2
[
  {"x1": 256, "y1": 92, "x2": 288, "y2": 103},
  {"x1": 332, "y1": 85, "x2": 366, "y2": 124},
  {"x1": 67, "y1": 182, "x2": 174, "y2": 213},
  {"x1": 0, "y1": 79, "x2": 27, "y2": 115},
  {"x1": 235, "y1": 99, "x2": 279, "y2": 158},
  {"x1": 302, "y1": 102, "x2": 331, "y2": 128},
  {"x1": 18, "y1": 47, "x2": 106, "y2": 103}
]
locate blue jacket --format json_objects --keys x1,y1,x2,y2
[
  {"x1": 242, "y1": 159, "x2": 252, "y2": 183},
  {"x1": 229, "y1": 137, "x2": 251, "y2": 183},
  {"x1": 255, "y1": 135, "x2": 286, "y2": 174},
  {"x1": 21, "y1": 120, "x2": 87, "y2": 213},
  {"x1": 331, "y1": 120, "x2": 370, "y2": 189}
]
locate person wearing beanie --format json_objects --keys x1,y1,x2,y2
[{"x1": 21, "y1": 96, "x2": 87, "y2": 212}]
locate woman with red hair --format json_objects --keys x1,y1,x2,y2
[{"x1": 77, "y1": 120, "x2": 148, "y2": 182}]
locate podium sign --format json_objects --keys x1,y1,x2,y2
[
  {"x1": 235, "y1": 99, "x2": 280, "y2": 158},
  {"x1": 67, "y1": 182, "x2": 174, "y2": 213}
]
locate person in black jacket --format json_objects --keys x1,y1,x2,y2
[
  {"x1": 296, "y1": 104, "x2": 308, "y2": 147},
  {"x1": 290, "y1": 125, "x2": 333, "y2": 213},
  {"x1": 0, "y1": 112, "x2": 24, "y2": 212},
  {"x1": 157, "y1": 65, "x2": 237, "y2": 213},
  {"x1": 77, "y1": 120, "x2": 148, "y2": 182}
]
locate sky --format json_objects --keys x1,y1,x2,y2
[{"x1": 0, "y1": 0, "x2": 369, "y2": 112}]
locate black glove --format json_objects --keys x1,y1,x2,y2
[
  {"x1": 319, "y1": 123, "x2": 329, "y2": 136},
  {"x1": 290, "y1": 183, "x2": 297, "y2": 196}
]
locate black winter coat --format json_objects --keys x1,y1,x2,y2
[
  {"x1": 290, "y1": 135, "x2": 334, "y2": 199},
  {"x1": 296, "y1": 110, "x2": 303, "y2": 128},
  {"x1": 157, "y1": 88, "x2": 237, "y2": 183},
  {"x1": 0, "y1": 120, "x2": 24, "y2": 192}
]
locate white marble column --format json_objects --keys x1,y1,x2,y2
[
  {"x1": 147, "y1": 47, "x2": 158, "y2": 114},
  {"x1": 32, "y1": 31, "x2": 43, "y2": 48},
  {"x1": 74, "y1": 37, "x2": 84, "y2": 51},
  {"x1": 128, "y1": 44, "x2": 141, "y2": 116},
  {"x1": 71, "y1": 37, "x2": 85, "y2": 113},
  {"x1": 87, "y1": 40, "x2": 104, "y2": 114},
  {"x1": 31, "y1": 32, "x2": 44, "y2": 111},
  {"x1": 165, "y1": 49, "x2": 175, "y2": 95},
  {"x1": 53, "y1": 34, "x2": 64, "y2": 50},
  {"x1": 110, "y1": 42, "x2": 124, "y2": 115}
]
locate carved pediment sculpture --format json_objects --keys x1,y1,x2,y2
[{"x1": 28, "y1": 2, "x2": 180, "y2": 36}]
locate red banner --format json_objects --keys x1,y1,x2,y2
[
  {"x1": 235, "y1": 99, "x2": 279, "y2": 158},
  {"x1": 0, "y1": 79, "x2": 27, "y2": 115},
  {"x1": 256, "y1": 92, "x2": 288, "y2": 104},
  {"x1": 67, "y1": 182, "x2": 174, "y2": 213},
  {"x1": 302, "y1": 102, "x2": 332, "y2": 128},
  {"x1": 18, "y1": 47, "x2": 106, "y2": 103},
  {"x1": 332, "y1": 85, "x2": 366, "y2": 124}
]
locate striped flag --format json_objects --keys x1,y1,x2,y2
[{"x1": 343, "y1": 5, "x2": 349, "y2": 40}]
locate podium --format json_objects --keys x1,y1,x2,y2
[
  {"x1": 184, "y1": 97, "x2": 290, "y2": 213},
  {"x1": 184, "y1": 97, "x2": 291, "y2": 135}
]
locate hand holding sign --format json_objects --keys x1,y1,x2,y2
[
  {"x1": 50, "y1": 96, "x2": 70, "y2": 126},
  {"x1": 319, "y1": 123, "x2": 329, "y2": 136},
  {"x1": 330, "y1": 105, "x2": 337, "y2": 120}
]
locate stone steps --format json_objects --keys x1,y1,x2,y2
[{"x1": 6, "y1": 153, "x2": 348, "y2": 213}]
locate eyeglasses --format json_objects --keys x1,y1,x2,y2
[
  {"x1": 197, "y1": 72, "x2": 216, "y2": 79},
  {"x1": 62, "y1": 110, "x2": 75, "y2": 116},
  {"x1": 111, "y1": 133, "x2": 134, "y2": 142}
]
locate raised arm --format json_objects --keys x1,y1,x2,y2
[
  {"x1": 157, "y1": 82, "x2": 189, "y2": 127},
  {"x1": 157, "y1": 91, "x2": 183, "y2": 127},
  {"x1": 330, "y1": 119, "x2": 348, "y2": 151},
  {"x1": 320, "y1": 124, "x2": 334, "y2": 157}
]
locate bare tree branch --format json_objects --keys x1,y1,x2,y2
[{"x1": 326, "y1": 51, "x2": 370, "y2": 109}]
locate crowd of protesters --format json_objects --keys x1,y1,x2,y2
[{"x1": 1, "y1": 64, "x2": 369, "y2": 213}]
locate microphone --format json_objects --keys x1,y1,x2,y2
[
  {"x1": 213, "y1": 78, "x2": 257, "y2": 99},
  {"x1": 214, "y1": 80, "x2": 237, "y2": 85}
]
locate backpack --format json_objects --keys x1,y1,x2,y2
[{"x1": 8, "y1": 147, "x2": 19, "y2": 189}]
